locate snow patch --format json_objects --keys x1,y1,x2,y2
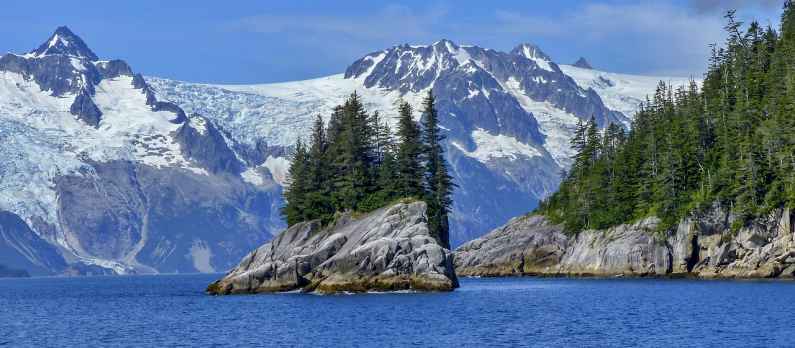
[
  {"x1": 92, "y1": 76, "x2": 199, "y2": 171},
  {"x1": 188, "y1": 115, "x2": 208, "y2": 136},
  {"x1": 264, "y1": 156, "x2": 290, "y2": 186},
  {"x1": 450, "y1": 44, "x2": 472, "y2": 66},
  {"x1": 454, "y1": 128, "x2": 541, "y2": 163},
  {"x1": 501, "y1": 76, "x2": 579, "y2": 167},
  {"x1": 358, "y1": 52, "x2": 387, "y2": 81},
  {"x1": 560, "y1": 64, "x2": 695, "y2": 120},
  {"x1": 189, "y1": 240, "x2": 215, "y2": 273},
  {"x1": 520, "y1": 45, "x2": 554, "y2": 72}
]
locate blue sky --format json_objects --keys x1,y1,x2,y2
[{"x1": 0, "y1": 0, "x2": 783, "y2": 83}]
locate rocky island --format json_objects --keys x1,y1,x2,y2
[{"x1": 207, "y1": 202, "x2": 458, "y2": 294}]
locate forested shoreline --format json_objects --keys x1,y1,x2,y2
[
  {"x1": 281, "y1": 91, "x2": 455, "y2": 247},
  {"x1": 540, "y1": 4, "x2": 795, "y2": 234}
]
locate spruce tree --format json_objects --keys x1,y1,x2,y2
[
  {"x1": 305, "y1": 115, "x2": 333, "y2": 222},
  {"x1": 395, "y1": 100, "x2": 425, "y2": 198},
  {"x1": 421, "y1": 91, "x2": 455, "y2": 248},
  {"x1": 329, "y1": 92, "x2": 375, "y2": 211},
  {"x1": 280, "y1": 92, "x2": 456, "y2": 233},
  {"x1": 539, "y1": 7, "x2": 795, "y2": 233},
  {"x1": 282, "y1": 139, "x2": 310, "y2": 226}
]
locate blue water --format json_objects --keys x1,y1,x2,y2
[{"x1": 1, "y1": 275, "x2": 793, "y2": 347}]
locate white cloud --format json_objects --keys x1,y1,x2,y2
[
  {"x1": 224, "y1": 1, "x2": 782, "y2": 78},
  {"x1": 232, "y1": 4, "x2": 448, "y2": 43},
  {"x1": 688, "y1": 0, "x2": 781, "y2": 14},
  {"x1": 490, "y1": 3, "x2": 729, "y2": 76}
]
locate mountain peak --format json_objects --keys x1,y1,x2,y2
[
  {"x1": 511, "y1": 43, "x2": 551, "y2": 62},
  {"x1": 573, "y1": 57, "x2": 593, "y2": 69},
  {"x1": 30, "y1": 26, "x2": 98, "y2": 61},
  {"x1": 432, "y1": 38, "x2": 457, "y2": 48}
]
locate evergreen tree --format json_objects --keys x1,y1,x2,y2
[
  {"x1": 304, "y1": 115, "x2": 334, "y2": 223},
  {"x1": 539, "y1": 6, "x2": 795, "y2": 234},
  {"x1": 281, "y1": 92, "x2": 456, "y2": 229},
  {"x1": 395, "y1": 100, "x2": 425, "y2": 198},
  {"x1": 328, "y1": 92, "x2": 377, "y2": 211},
  {"x1": 281, "y1": 140, "x2": 310, "y2": 225},
  {"x1": 421, "y1": 91, "x2": 455, "y2": 248}
]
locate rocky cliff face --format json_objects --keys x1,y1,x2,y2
[
  {"x1": 455, "y1": 206, "x2": 795, "y2": 279},
  {"x1": 208, "y1": 201, "x2": 458, "y2": 294}
]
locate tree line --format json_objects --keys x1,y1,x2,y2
[
  {"x1": 539, "y1": 3, "x2": 795, "y2": 233},
  {"x1": 281, "y1": 91, "x2": 455, "y2": 248}
]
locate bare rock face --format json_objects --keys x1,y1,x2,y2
[
  {"x1": 557, "y1": 218, "x2": 671, "y2": 276},
  {"x1": 455, "y1": 207, "x2": 795, "y2": 279},
  {"x1": 207, "y1": 202, "x2": 459, "y2": 294},
  {"x1": 669, "y1": 207, "x2": 795, "y2": 279},
  {"x1": 455, "y1": 215, "x2": 668, "y2": 277},
  {"x1": 454, "y1": 215, "x2": 568, "y2": 276}
]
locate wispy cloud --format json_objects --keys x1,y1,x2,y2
[
  {"x1": 231, "y1": 4, "x2": 448, "y2": 47},
  {"x1": 489, "y1": 3, "x2": 730, "y2": 76},
  {"x1": 687, "y1": 0, "x2": 781, "y2": 14},
  {"x1": 224, "y1": 1, "x2": 782, "y2": 78}
]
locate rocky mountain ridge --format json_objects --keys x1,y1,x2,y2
[
  {"x1": 0, "y1": 27, "x2": 692, "y2": 276},
  {"x1": 0, "y1": 27, "x2": 284, "y2": 275},
  {"x1": 148, "y1": 39, "x2": 692, "y2": 247}
]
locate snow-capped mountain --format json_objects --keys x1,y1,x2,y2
[
  {"x1": 0, "y1": 27, "x2": 283, "y2": 275},
  {"x1": 148, "y1": 39, "x2": 693, "y2": 247},
  {"x1": 0, "y1": 27, "x2": 692, "y2": 275}
]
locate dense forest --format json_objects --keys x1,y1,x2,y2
[
  {"x1": 281, "y1": 91, "x2": 455, "y2": 248},
  {"x1": 539, "y1": 3, "x2": 795, "y2": 234}
]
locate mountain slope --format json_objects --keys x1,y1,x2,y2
[
  {"x1": 0, "y1": 29, "x2": 693, "y2": 275},
  {"x1": 148, "y1": 40, "x2": 692, "y2": 246},
  {"x1": 0, "y1": 27, "x2": 284, "y2": 275}
]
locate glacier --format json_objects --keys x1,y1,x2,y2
[
  {"x1": 0, "y1": 27, "x2": 282, "y2": 275},
  {"x1": 0, "y1": 28, "x2": 693, "y2": 275},
  {"x1": 148, "y1": 39, "x2": 694, "y2": 247}
]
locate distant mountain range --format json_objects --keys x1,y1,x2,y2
[
  {"x1": 149, "y1": 39, "x2": 691, "y2": 246},
  {"x1": 0, "y1": 27, "x2": 691, "y2": 275}
]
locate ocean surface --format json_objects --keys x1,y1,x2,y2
[{"x1": 1, "y1": 274, "x2": 793, "y2": 347}]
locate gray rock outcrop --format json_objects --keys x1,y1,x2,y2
[
  {"x1": 455, "y1": 206, "x2": 795, "y2": 279},
  {"x1": 208, "y1": 201, "x2": 459, "y2": 294}
]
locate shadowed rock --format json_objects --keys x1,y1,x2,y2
[
  {"x1": 208, "y1": 201, "x2": 459, "y2": 294},
  {"x1": 0, "y1": 211, "x2": 67, "y2": 276},
  {"x1": 30, "y1": 26, "x2": 99, "y2": 61},
  {"x1": 572, "y1": 57, "x2": 593, "y2": 69},
  {"x1": 70, "y1": 91, "x2": 102, "y2": 127}
]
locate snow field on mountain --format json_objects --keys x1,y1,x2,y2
[{"x1": 560, "y1": 64, "x2": 695, "y2": 121}]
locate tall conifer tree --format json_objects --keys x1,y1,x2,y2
[
  {"x1": 395, "y1": 100, "x2": 425, "y2": 198},
  {"x1": 421, "y1": 91, "x2": 455, "y2": 248},
  {"x1": 282, "y1": 140, "x2": 310, "y2": 225}
]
